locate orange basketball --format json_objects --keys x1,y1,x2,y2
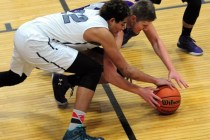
[{"x1": 154, "y1": 85, "x2": 181, "y2": 115}]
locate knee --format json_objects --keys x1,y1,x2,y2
[
  {"x1": 183, "y1": 0, "x2": 202, "y2": 24},
  {"x1": 78, "y1": 71, "x2": 102, "y2": 92},
  {"x1": 187, "y1": 0, "x2": 202, "y2": 9}
]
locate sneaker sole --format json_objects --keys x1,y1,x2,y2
[
  {"x1": 189, "y1": 52, "x2": 203, "y2": 56},
  {"x1": 177, "y1": 44, "x2": 203, "y2": 56},
  {"x1": 56, "y1": 100, "x2": 68, "y2": 108}
]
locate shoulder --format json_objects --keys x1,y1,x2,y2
[
  {"x1": 85, "y1": 27, "x2": 110, "y2": 38},
  {"x1": 84, "y1": 27, "x2": 111, "y2": 43},
  {"x1": 85, "y1": 15, "x2": 108, "y2": 29}
]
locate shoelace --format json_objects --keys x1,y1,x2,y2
[
  {"x1": 182, "y1": 36, "x2": 198, "y2": 49},
  {"x1": 185, "y1": 36, "x2": 196, "y2": 44}
]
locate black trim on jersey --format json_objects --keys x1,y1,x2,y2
[
  {"x1": 51, "y1": 38, "x2": 89, "y2": 46},
  {"x1": 36, "y1": 52, "x2": 66, "y2": 71},
  {"x1": 62, "y1": 42, "x2": 87, "y2": 45},
  {"x1": 48, "y1": 38, "x2": 58, "y2": 50}
]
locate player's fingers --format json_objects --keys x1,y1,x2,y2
[
  {"x1": 168, "y1": 77, "x2": 172, "y2": 82},
  {"x1": 181, "y1": 80, "x2": 189, "y2": 88},
  {"x1": 153, "y1": 88, "x2": 159, "y2": 92},
  {"x1": 149, "y1": 100, "x2": 157, "y2": 109},
  {"x1": 177, "y1": 80, "x2": 187, "y2": 89},
  {"x1": 153, "y1": 95, "x2": 162, "y2": 101},
  {"x1": 175, "y1": 79, "x2": 182, "y2": 89},
  {"x1": 151, "y1": 97, "x2": 160, "y2": 108},
  {"x1": 153, "y1": 93, "x2": 162, "y2": 102},
  {"x1": 169, "y1": 80, "x2": 176, "y2": 88},
  {"x1": 165, "y1": 80, "x2": 174, "y2": 89}
]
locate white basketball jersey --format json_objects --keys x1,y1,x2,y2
[{"x1": 29, "y1": 9, "x2": 108, "y2": 50}]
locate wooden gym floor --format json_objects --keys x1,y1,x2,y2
[{"x1": 0, "y1": 0, "x2": 210, "y2": 139}]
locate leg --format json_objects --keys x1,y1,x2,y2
[
  {"x1": 52, "y1": 47, "x2": 104, "y2": 107},
  {"x1": 63, "y1": 87, "x2": 104, "y2": 140},
  {"x1": 177, "y1": 0, "x2": 203, "y2": 56},
  {"x1": 52, "y1": 47, "x2": 125, "y2": 106},
  {"x1": 61, "y1": 52, "x2": 104, "y2": 140},
  {"x1": 0, "y1": 45, "x2": 29, "y2": 87}
]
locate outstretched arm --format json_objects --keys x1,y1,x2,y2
[
  {"x1": 144, "y1": 23, "x2": 189, "y2": 88},
  {"x1": 103, "y1": 53, "x2": 162, "y2": 108},
  {"x1": 84, "y1": 28, "x2": 167, "y2": 85}
]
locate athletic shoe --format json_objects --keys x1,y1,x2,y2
[
  {"x1": 52, "y1": 73, "x2": 74, "y2": 108},
  {"x1": 135, "y1": 0, "x2": 162, "y2": 4},
  {"x1": 177, "y1": 36, "x2": 203, "y2": 56},
  {"x1": 63, "y1": 126, "x2": 104, "y2": 140}
]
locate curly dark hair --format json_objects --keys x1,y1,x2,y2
[{"x1": 99, "y1": 0, "x2": 130, "y2": 23}]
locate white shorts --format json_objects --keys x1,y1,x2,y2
[{"x1": 11, "y1": 22, "x2": 78, "y2": 76}]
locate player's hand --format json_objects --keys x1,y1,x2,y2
[
  {"x1": 168, "y1": 70, "x2": 189, "y2": 89},
  {"x1": 137, "y1": 87, "x2": 162, "y2": 108},
  {"x1": 155, "y1": 78, "x2": 175, "y2": 88}
]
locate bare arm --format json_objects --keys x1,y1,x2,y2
[
  {"x1": 143, "y1": 23, "x2": 188, "y2": 88},
  {"x1": 84, "y1": 28, "x2": 128, "y2": 74},
  {"x1": 115, "y1": 31, "x2": 124, "y2": 49},
  {"x1": 84, "y1": 27, "x2": 161, "y2": 84},
  {"x1": 103, "y1": 53, "x2": 162, "y2": 108},
  {"x1": 144, "y1": 23, "x2": 175, "y2": 72}
]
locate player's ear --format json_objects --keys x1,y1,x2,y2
[
  {"x1": 108, "y1": 18, "x2": 116, "y2": 24},
  {"x1": 129, "y1": 15, "x2": 137, "y2": 23}
]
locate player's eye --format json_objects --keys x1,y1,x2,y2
[{"x1": 122, "y1": 23, "x2": 127, "y2": 29}]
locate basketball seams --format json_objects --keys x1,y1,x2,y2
[
  {"x1": 159, "y1": 105, "x2": 180, "y2": 108},
  {"x1": 155, "y1": 85, "x2": 181, "y2": 115},
  {"x1": 161, "y1": 96, "x2": 181, "y2": 98}
]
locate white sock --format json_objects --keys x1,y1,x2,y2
[{"x1": 68, "y1": 109, "x2": 86, "y2": 130}]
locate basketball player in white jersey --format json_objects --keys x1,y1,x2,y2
[
  {"x1": 0, "y1": 0, "x2": 176, "y2": 139},
  {"x1": 53, "y1": 0, "x2": 188, "y2": 109}
]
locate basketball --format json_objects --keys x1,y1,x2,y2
[{"x1": 154, "y1": 85, "x2": 181, "y2": 115}]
